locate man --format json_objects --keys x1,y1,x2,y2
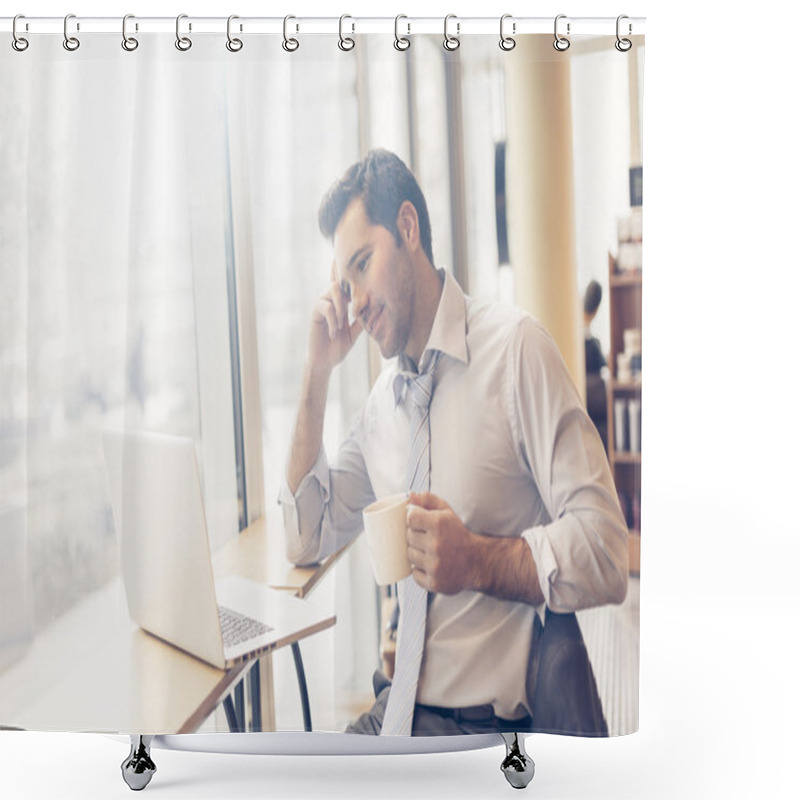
[
  {"x1": 280, "y1": 149, "x2": 628, "y2": 736},
  {"x1": 583, "y1": 279, "x2": 609, "y2": 451}
]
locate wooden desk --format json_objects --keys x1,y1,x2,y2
[
  {"x1": 215, "y1": 516, "x2": 348, "y2": 599},
  {"x1": 0, "y1": 519, "x2": 338, "y2": 734}
]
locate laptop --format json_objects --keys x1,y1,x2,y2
[{"x1": 103, "y1": 429, "x2": 331, "y2": 670}]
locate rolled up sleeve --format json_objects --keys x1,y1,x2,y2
[
  {"x1": 279, "y1": 424, "x2": 376, "y2": 567},
  {"x1": 511, "y1": 317, "x2": 629, "y2": 613}
]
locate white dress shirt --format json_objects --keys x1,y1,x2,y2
[{"x1": 280, "y1": 269, "x2": 628, "y2": 720}]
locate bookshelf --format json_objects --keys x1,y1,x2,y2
[{"x1": 606, "y1": 251, "x2": 642, "y2": 576}]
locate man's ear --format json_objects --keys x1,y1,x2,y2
[{"x1": 396, "y1": 200, "x2": 420, "y2": 250}]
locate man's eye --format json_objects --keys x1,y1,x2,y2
[
  {"x1": 357, "y1": 257, "x2": 368, "y2": 273},
  {"x1": 339, "y1": 280, "x2": 351, "y2": 300}
]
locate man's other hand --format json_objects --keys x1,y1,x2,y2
[
  {"x1": 405, "y1": 492, "x2": 480, "y2": 595},
  {"x1": 307, "y1": 264, "x2": 363, "y2": 374}
]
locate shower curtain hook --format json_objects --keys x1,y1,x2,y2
[
  {"x1": 63, "y1": 13, "x2": 80, "y2": 51},
  {"x1": 443, "y1": 14, "x2": 460, "y2": 51},
  {"x1": 615, "y1": 15, "x2": 632, "y2": 52},
  {"x1": 226, "y1": 15, "x2": 243, "y2": 52},
  {"x1": 499, "y1": 14, "x2": 516, "y2": 51},
  {"x1": 283, "y1": 15, "x2": 300, "y2": 52},
  {"x1": 175, "y1": 14, "x2": 192, "y2": 51},
  {"x1": 553, "y1": 14, "x2": 570, "y2": 51},
  {"x1": 122, "y1": 14, "x2": 139, "y2": 52},
  {"x1": 12, "y1": 15, "x2": 29, "y2": 52},
  {"x1": 394, "y1": 15, "x2": 410, "y2": 51},
  {"x1": 338, "y1": 14, "x2": 355, "y2": 51}
]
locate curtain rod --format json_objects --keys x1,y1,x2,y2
[{"x1": 1, "y1": 16, "x2": 646, "y2": 37}]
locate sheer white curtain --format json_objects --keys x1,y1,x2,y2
[
  {"x1": 0, "y1": 37, "x2": 239, "y2": 678},
  {"x1": 0, "y1": 30, "x2": 403, "y2": 732}
]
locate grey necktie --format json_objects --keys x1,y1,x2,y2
[{"x1": 381, "y1": 350, "x2": 441, "y2": 736}]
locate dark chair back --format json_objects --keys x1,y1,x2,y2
[{"x1": 524, "y1": 609, "x2": 608, "y2": 736}]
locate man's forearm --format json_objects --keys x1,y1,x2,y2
[
  {"x1": 470, "y1": 534, "x2": 545, "y2": 607},
  {"x1": 286, "y1": 363, "x2": 332, "y2": 494}
]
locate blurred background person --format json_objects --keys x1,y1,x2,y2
[{"x1": 584, "y1": 279, "x2": 608, "y2": 453}]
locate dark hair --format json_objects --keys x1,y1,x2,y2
[
  {"x1": 318, "y1": 149, "x2": 434, "y2": 263},
  {"x1": 583, "y1": 279, "x2": 603, "y2": 316}
]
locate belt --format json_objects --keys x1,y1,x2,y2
[{"x1": 416, "y1": 703, "x2": 531, "y2": 728}]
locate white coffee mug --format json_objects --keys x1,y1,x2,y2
[{"x1": 363, "y1": 493, "x2": 411, "y2": 586}]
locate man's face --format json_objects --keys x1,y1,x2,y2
[{"x1": 333, "y1": 198, "x2": 416, "y2": 360}]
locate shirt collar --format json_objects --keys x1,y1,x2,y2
[{"x1": 394, "y1": 269, "x2": 469, "y2": 405}]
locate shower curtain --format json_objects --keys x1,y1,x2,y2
[{"x1": 1, "y1": 17, "x2": 643, "y2": 741}]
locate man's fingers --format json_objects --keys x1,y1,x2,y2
[
  {"x1": 407, "y1": 543, "x2": 425, "y2": 567},
  {"x1": 408, "y1": 491, "x2": 448, "y2": 511},
  {"x1": 406, "y1": 504, "x2": 437, "y2": 533},
  {"x1": 329, "y1": 281, "x2": 348, "y2": 329},
  {"x1": 409, "y1": 557, "x2": 429, "y2": 588},
  {"x1": 406, "y1": 527, "x2": 428, "y2": 552},
  {"x1": 319, "y1": 299, "x2": 339, "y2": 339},
  {"x1": 348, "y1": 317, "x2": 364, "y2": 343}
]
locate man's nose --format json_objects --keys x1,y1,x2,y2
[{"x1": 351, "y1": 284, "x2": 368, "y2": 319}]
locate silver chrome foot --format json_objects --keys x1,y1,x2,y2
[
  {"x1": 121, "y1": 735, "x2": 156, "y2": 791},
  {"x1": 500, "y1": 733, "x2": 535, "y2": 789}
]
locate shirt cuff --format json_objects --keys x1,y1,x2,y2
[
  {"x1": 278, "y1": 447, "x2": 331, "y2": 510},
  {"x1": 278, "y1": 448, "x2": 331, "y2": 564},
  {"x1": 521, "y1": 527, "x2": 557, "y2": 626}
]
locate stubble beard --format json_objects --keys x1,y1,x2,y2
[{"x1": 381, "y1": 249, "x2": 416, "y2": 360}]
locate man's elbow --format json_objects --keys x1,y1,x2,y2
[
  {"x1": 607, "y1": 565, "x2": 628, "y2": 605},
  {"x1": 605, "y1": 534, "x2": 629, "y2": 605},
  {"x1": 285, "y1": 536, "x2": 322, "y2": 568},
  {"x1": 602, "y1": 516, "x2": 629, "y2": 605}
]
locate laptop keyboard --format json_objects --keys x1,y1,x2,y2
[{"x1": 218, "y1": 605, "x2": 274, "y2": 648}]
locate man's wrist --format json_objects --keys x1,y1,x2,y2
[
  {"x1": 466, "y1": 533, "x2": 543, "y2": 606},
  {"x1": 467, "y1": 531, "x2": 491, "y2": 594},
  {"x1": 305, "y1": 359, "x2": 333, "y2": 384}
]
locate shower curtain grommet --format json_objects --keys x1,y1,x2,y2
[
  {"x1": 499, "y1": 14, "x2": 516, "y2": 51},
  {"x1": 443, "y1": 14, "x2": 460, "y2": 51},
  {"x1": 226, "y1": 15, "x2": 243, "y2": 52},
  {"x1": 121, "y1": 15, "x2": 139, "y2": 52},
  {"x1": 394, "y1": 15, "x2": 411, "y2": 51},
  {"x1": 283, "y1": 15, "x2": 300, "y2": 52},
  {"x1": 553, "y1": 14, "x2": 571, "y2": 51},
  {"x1": 338, "y1": 15, "x2": 355, "y2": 51},
  {"x1": 63, "y1": 14, "x2": 80, "y2": 52},
  {"x1": 12, "y1": 15, "x2": 29, "y2": 51},
  {"x1": 175, "y1": 14, "x2": 192, "y2": 51},
  {"x1": 615, "y1": 15, "x2": 633, "y2": 51}
]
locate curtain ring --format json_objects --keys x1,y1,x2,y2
[
  {"x1": 338, "y1": 14, "x2": 355, "y2": 51},
  {"x1": 443, "y1": 14, "x2": 460, "y2": 51},
  {"x1": 394, "y1": 15, "x2": 410, "y2": 51},
  {"x1": 615, "y1": 15, "x2": 632, "y2": 52},
  {"x1": 553, "y1": 14, "x2": 570, "y2": 52},
  {"x1": 12, "y1": 15, "x2": 29, "y2": 52},
  {"x1": 122, "y1": 14, "x2": 139, "y2": 51},
  {"x1": 226, "y1": 15, "x2": 243, "y2": 52},
  {"x1": 283, "y1": 15, "x2": 299, "y2": 52},
  {"x1": 175, "y1": 14, "x2": 192, "y2": 51},
  {"x1": 499, "y1": 14, "x2": 515, "y2": 51},
  {"x1": 63, "y1": 13, "x2": 80, "y2": 51}
]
